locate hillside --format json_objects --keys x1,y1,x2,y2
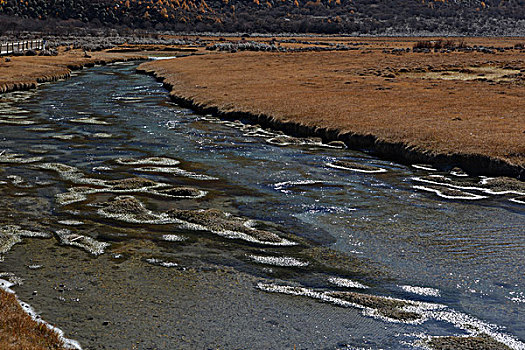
[{"x1": 1, "y1": 0, "x2": 524, "y2": 35}]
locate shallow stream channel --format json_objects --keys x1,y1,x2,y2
[{"x1": 0, "y1": 61, "x2": 524, "y2": 349}]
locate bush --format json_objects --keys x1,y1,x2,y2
[{"x1": 413, "y1": 39, "x2": 465, "y2": 50}]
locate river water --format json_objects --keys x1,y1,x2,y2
[{"x1": 0, "y1": 62, "x2": 523, "y2": 349}]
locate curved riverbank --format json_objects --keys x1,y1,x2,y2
[
  {"x1": 136, "y1": 52, "x2": 525, "y2": 180},
  {"x1": 0, "y1": 49, "x2": 145, "y2": 94}
]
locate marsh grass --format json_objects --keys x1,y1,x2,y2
[
  {"x1": 139, "y1": 37, "x2": 525, "y2": 167},
  {"x1": 0, "y1": 47, "x2": 150, "y2": 93},
  {"x1": 413, "y1": 39, "x2": 467, "y2": 50},
  {"x1": 0, "y1": 289, "x2": 65, "y2": 350}
]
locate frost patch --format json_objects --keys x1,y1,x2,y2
[
  {"x1": 134, "y1": 166, "x2": 218, "y2": 180},
  {"x1": 266, "y1": 135, "x2": 324, "y2": 147},
  {"x1": 92, "y1": 133, "x2": 113, "y2": 138},
  {"x1": 168, "y1": 209, "x2": 296, "y2": 246},
  {"x1": 36, "y1": 163, "x2": 106, "y2": 186},
  {"x1": 7, "y1": 175, "x2": 30, "y2": 187},
  {"x1": 328, "y1": 277, "x2": 369, "y2": 289},
  {"x1": 0, "y1": 118, "x2": 36, "y2": 125},
  {"x1": 400, "y1": 285, "x2": 441, "y2": 297},
  {"x1": 256, "y1": 282, "x2": 525, "y2": 349},
  {"x1": 115, "y1": 157, "x2": 180, "y2": 166},
  {"x1": 92, "y1": 166, "x2": 113, "y2": 172},
  {"x1": 0, "y1": 225, "x2": 50, "y2": 255},
  {"x1": 56, "y1": 187, "x2": 91, "y2": 205},
  {"x1": 480, "y1": 177, "x2": 525, "y2": 195},
  {"x1": 243, "y1": 127, "x2": 281, "y2": 138},
  {"x1": 413, "y1": 185, "x2": 486, "y2": 200},
  {"x1": 509, "y1": 197, "x2": 525, "y2": 205},
  {"x1": 257, "y1": 282, "x2": 433, "y2": 323},
  {"x1": 28, "y1": 127, "x2": 55, "y2": 132},
  {"x1": 412, "y1": 164, "x2": 437, "y2": 171},
  {"x1": 0, "y1": 152, "x2": 43, "y2": 164},
  {"x1": 97, "y1": 195, "x2": 183, "y2": 224},
  {"x1": 58, "y1": 220, "x2": 85, "y2": 226},
  {"x1": 145, "y1": 258, "x2": 181, "y2": 268},
  {"x1": 98, "y1": 198, "x2": 294, "y2": 246},
  {"x1": 274, "y1": 180, "x2": 325, "y2": 193},
  {"x1": 450, "y1": 167, "x2": 468, "y2": 177},
  {"x1": 55, "y1": 229, "x2": 109, "y2": 256},
  {"x1": 55, "y1": 177, "x2": 205, "y2": 205},
  {"x1": 249, "y1": 255, "x2": 309, "y2": 267},
  {"x1": 52, "y1": 134, "x2": 77, "y2": 141},
  {"x1": 69, "y1": 117, "x2": 110, "y2": 125},
  {"x1": 0, "y1": 272, "x2": 23, "y2": 286},
  {"x1": 413, "y1": 176, "x2": 525, "y2": 196},
  {"x1": 327, "y1": 160, "x2": 387, "y2": 173},
  {"x1": 161, "y1": 234, "x2": 186, "y2": 242}
]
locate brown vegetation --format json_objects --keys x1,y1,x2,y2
[
  {"x1": 0, "y1": 48, "x2": 147, "y2": 93},
  {"x1": 0, "y1": 289, "x2": 65, "y2": 349},
  {"x1": 2, "y1": 0, "x2": 525, "y2": 35},
  {"x1": 413, "y1": 39, "x2": 467, "y2": 50},
  {"x1": 138, "y1": 37, "x2": 525, "y2": 176}
]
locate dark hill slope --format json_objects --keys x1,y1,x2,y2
[{"x1": 1, "y1": 0, "x2": 524, "y2": 34}]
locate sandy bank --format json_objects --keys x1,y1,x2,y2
[
  {"x1": 137, "y1": 38, "x2": 524, "y2": 179},
  {"x1": 0, "y1": 49, "x2": 146, "y2": 94}
]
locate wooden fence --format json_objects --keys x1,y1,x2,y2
[{"x1": 0, "y1": 39, "x2": 44, "y2": 55}]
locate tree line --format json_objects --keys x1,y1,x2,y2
[{"x1": 1, "y1": 0, "x2": 524, "y2": 35}]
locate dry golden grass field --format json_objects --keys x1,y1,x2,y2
[
  {"x1": 140, "y1": 36, "x2": 525, "y2": 175},
  {"x1": 0, "y1": 49, "x2": 147, "y2": 93},
  {"x1": 0, "y1": 289, "x2": 65, "y2": 349}
]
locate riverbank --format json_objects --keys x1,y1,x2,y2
[
  {"x1": 137, "y1": 37, "x2": 525, "y2": 179},
  {"x1": 0, "y1": 48, "x2": 149, "y2": 94},
  {"x1": 0, "y1": 287, "x2": 66, "y2": 349}
]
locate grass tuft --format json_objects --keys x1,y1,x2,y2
[{"x1": 0, "y1": 289, "x2": 66, "y2": 349}]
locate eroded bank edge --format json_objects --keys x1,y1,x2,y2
[
  {"x1": 136, "y1": 65, "x2": 524, "y2": 181},
  {"x1": 0, "y1": 54, "x2": 144, "y2": 94}
]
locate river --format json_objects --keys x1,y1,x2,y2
[{"x1": 0, "y1": 61, "x2": 523, "y2": 349}]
